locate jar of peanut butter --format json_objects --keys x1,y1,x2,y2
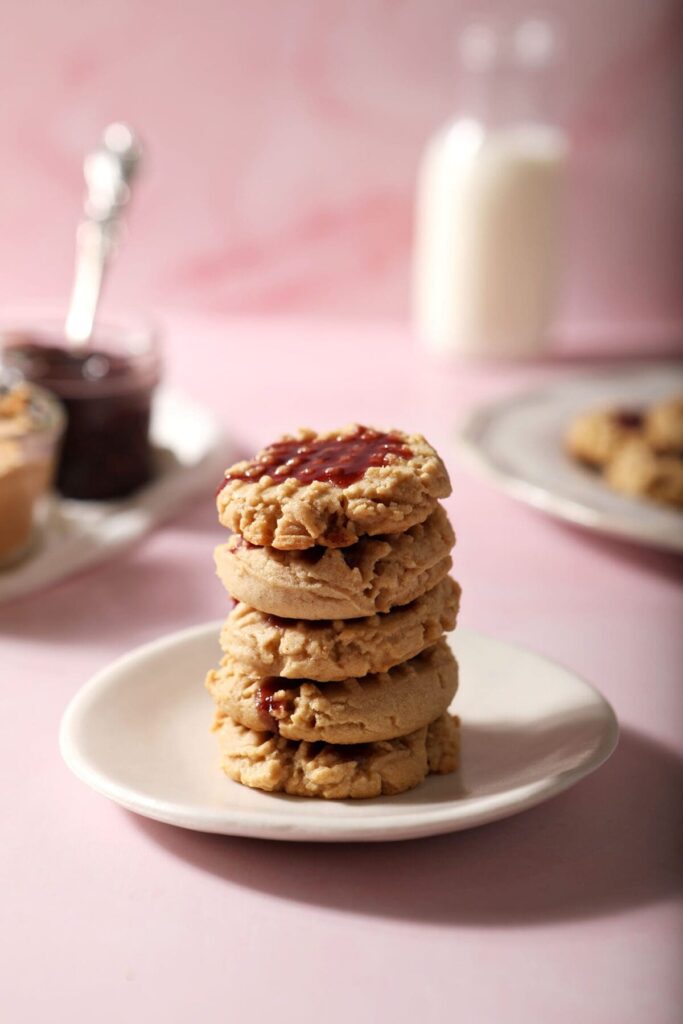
[{"x1": 0, "y1": 379, "x2": 65, "y2": 567}]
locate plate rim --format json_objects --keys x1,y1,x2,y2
[
  {"x1": 454, "y1": 368, "x2": 683, "y2": 554},
  {"x1": 59, "y1": 620, "x2": 619, "y2": 842}
]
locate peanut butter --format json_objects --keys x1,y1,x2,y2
[{"x1": 0, "y1": 382, "x2": 63, "y2": 567}]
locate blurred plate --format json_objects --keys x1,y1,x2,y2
[
  {"x1": 0, "y1": 389, "x2": 230, "y2": 603},
  {"x1": 59, "y1": 621, "x2": 618, "y2": 843},
  {"x1": 456, "y1": 363, "x2": 683, "y2": 553}
]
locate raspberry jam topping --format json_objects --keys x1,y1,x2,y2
[
  {"x1": 220, "y1": 426, "x2": 412, "y2": 490},
  {"x1": 255, "y1": 678, "x2": 293, "y2": 729},
  {"x1": 264, "y1": 612, "x2": 327, "y2": 630},
  {"x1": 614, "y1": 409, "x2": 644, "y2": 429}
]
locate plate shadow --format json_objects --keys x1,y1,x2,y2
[{"x1": 129, "y1": 725, "x2": 683, "y2": 927}]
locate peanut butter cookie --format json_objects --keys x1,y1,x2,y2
[
  {"x1": 220, "y1": 576, "x2": 460, "y2": 680},
  {"x1": 216, "y1": 425, "x2": 451, "y2": 549},
  {"x1": 213, "y1": 711, "x2": 460, "y2": 799},
  {"x1": 605, "y1": 438, "x2": 683, "y2": 507},
  {"x1": 206, "y1": 639, "x2": 458, "y2": 744},
  {"x1": 644, "y1": 394, "x2": 683, "y2": 456},
  {"x1": 215, "y1": 504, "x2": 455, "y2": 620},
  {"x1": 565, "y1": 408, "x2": 644, "y2": 468}
]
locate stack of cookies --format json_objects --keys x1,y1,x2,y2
[{"x1": 205, "y1": 425, "x2": 461, "y2": 799}]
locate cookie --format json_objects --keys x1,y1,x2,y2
[
  {"x1": 213, "y1": 711, "x2": 460, "y2": 799},
  {"x1": 214, "y1": 504, "x2": 455, "y2": 620},
  {"x1": 566, "y1": 408, "x2": 644, "y2": 468},
  {"x1": 644, "y1": 394, "x2": 683, "y2": 456},
  {"x1": 216, "y1": 424, "x2": 451, "y2": 550},
  {"x1": 219, "y1": 576, "x2": 460, "y2": 681},
  {"x1": 206, "y1": 639, "x2": 458, "y2": 744},
  {"x1": 605, "y1": 438, "x2": 683, "y2": 507}
]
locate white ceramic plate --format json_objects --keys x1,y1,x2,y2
[
  {"x1": 456, "y1": 363, "x2": 683, "y2": 553},
  {"x1": 0, "y1": 390, "x2": 231, "y2": 603},
  {"x1": 59, "y1": 621, "x2": 618, "y2": 843}
]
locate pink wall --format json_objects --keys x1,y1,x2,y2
[{"x1": 1, "y1": 0, "x2": 681, "y2": 347}]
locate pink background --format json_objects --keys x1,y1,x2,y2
[{"x1": 1, "y1": 0, "x2": 682, "y2": 347}]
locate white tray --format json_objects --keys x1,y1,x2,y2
[{"x1": 0, "y1": 389, "x2": 230, "y2": 603}]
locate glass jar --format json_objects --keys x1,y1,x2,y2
[
  {"x1": 413, "y1": 18, "x2": 567, "y2": 358},
  {"x1": 0, "y1": 315, "x2": 162, "y2": 500}
]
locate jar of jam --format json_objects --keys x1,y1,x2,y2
[
  {"x1": 0, "y1": 377, "x2": 65, "y2": 567},
  {"x1": 0, "y1": 316, "x2": 161, "y2": 500}
]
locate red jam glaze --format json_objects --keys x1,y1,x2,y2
[
  {"x1": 614, "y1": 409, "x2": 644, "y2": 429},
  {"x1": 219, "y1": 426, "x2": 412, "y2": 492},
  {"x1": 255, "y1": 678, "x2": 295, "y2": 730},
  {"x1": 264, "y1": 612, "x2": 327, "y2": 630}
]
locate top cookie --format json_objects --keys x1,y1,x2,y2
[{"x1": 216, "y1": 424, "x2": 451, "y2": 549}]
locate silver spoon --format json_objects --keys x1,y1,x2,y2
[{"x1": 64, "y1": 123, "x2": 142, "y2": 348}]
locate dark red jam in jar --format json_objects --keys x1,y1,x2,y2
[
  {"x1": 221, "y1": 426, "x2": 412, "y2": 491},
  {"x1": 2, "y1": 323, "x2": 161, "y2": 500}
]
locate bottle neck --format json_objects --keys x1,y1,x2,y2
[{"x1": 455, "y1": 20, "x2": 561, "y2": 130}]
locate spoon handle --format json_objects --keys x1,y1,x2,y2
[{"x1": 65, "y1": 123, "x2": 142, "y2": 348}]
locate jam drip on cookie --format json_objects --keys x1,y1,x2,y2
[
  {"x1": 256, "y1": 678, "x2": 294, "y2": 730},
  {"x1": 614, "y1": 409, "x2": 644, "y2": 429},
  {"x1": 220, "y1": 426, "x2": 413, "y2": 489},
  {"x1": 264, "y1": 612, "x2": 328, "y2": 630}
]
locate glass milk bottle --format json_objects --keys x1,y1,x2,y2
[{"x1": 413, "y1": 20, "x2": 568, "y2": 358}]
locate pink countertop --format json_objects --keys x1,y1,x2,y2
[{"x1": 2, "y1": 313, "x2": 681, "y2": 1023}]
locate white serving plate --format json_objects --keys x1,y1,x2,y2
[
  {"x1": 60, "y1": 621, "x2": 618, "y2": 843},
  {"x1": 0, "y1": 389, "x2": 230, "y2": 602},
  {"x1": 456, "y1": 362, "x2": 683, "y2": 553}
]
